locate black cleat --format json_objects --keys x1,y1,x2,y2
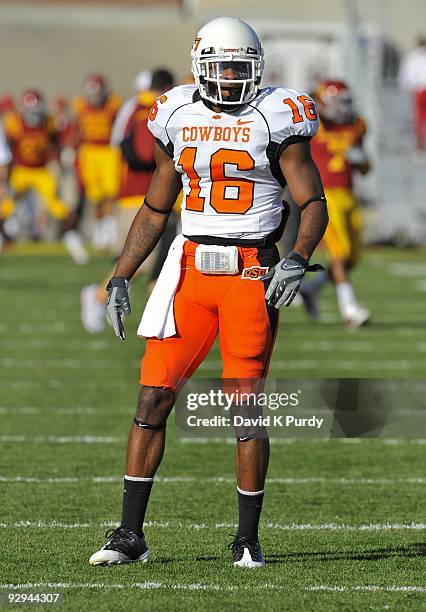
[
  {"x1": 229, "y1": 534, "x2": 265, "y2": 568},
  {"x1": 89, "y1": 526, "x2": 151, "y2": 566}
]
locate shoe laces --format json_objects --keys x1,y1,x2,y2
[
  {"x1": 105, "y1": 527, "x2": 124, "y2": 540},
  {"x1": 228, "y1": 534, "x2": 260, "y2": 552}
]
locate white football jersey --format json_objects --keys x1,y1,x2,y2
[
  {"x1": 0, "y1": 124, "x2": 12, "y2": 166},
  {"x1": 148, "y1": 84, "x2": 319, "y2": 239}
]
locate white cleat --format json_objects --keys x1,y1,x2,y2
[
  {"x1": 89, "y1": 548, "x2": 151, "y2": 566},
  {"x1": 344, "y1": 304, "x2": 371, "y2": 330},
  {"x1": 80, "y1": 285, "x2": 106, "y2": 334},
  {"x1": 89, "y1": 527, "x2": 151, "y2": 566},
  {"x1": 229, "y1": 536, "x2": 265, "y2": 568},
  {"x1": 63, "y1": 230, "x2": 90, "y2": 265}
]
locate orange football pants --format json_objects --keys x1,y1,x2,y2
[{"x1": 140, "y1": 240, "x2": 280, "y2": 392}]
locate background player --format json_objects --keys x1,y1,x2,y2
[
  {"x1": 73, "y1": 75, "x2": 121, "y2": 249},
  {"x1": 80, "y1": 69, "x2": 177, "y2": 334},
  {"x1": 300, "y1": 80, "x2": 370, "y2": 328},
  {"x1": 3, "y1": 89, "x2": 88, "y2": 263},
  {"x1": 0, "y1": 120, "x2": 13, "y2": 251},
  {"x1": 89, "y1": 17, "x2": 328, "y2": 569}
]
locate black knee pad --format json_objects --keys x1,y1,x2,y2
[
  {"x1": 236, "y1": 427, "x2": 269, "y2": 442},
  {"x1": 133, "y1": 416, "x2": 166, "y2": 430}
]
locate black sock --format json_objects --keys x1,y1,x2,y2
[
  {"x1": 120, "y1": 476, "x2": 154, "y2": 535},
  {"x1": 236, "y1": 488, "x2": 264, "y2": 540}
]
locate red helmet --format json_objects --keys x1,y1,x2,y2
[
  {"x1": 83, "y1": 74, "x2": 108, "y2": 106},
  {"x1": 0, "y1": 94, "x2": 14, "y2": 114},
  {"x1": 314, "y1": 80, "x2": 355, "y2": 125},
  {"x1": 53, "y1": 95, "x2": 68, "y2": 112},
  {"x1": 20, "y1": 89, "x2": 46, "y2": 126}
]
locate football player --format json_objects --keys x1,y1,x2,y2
[
  {"x1": 3, "y1": 89, "x2": 88, "y2": 263},
  {"x1": 89, "y1": 17, "x2": 328, "y2": 568},
  {"x1": 0, "y1": 121, "x2": 13, "y2": 251},
  {"x1": 80, "y1": 69, "x2": 177, "y2": 334},
  {"x1": 300, "y1": 80, "x2": 370, "y2": 328},
  {"x1": 73, "y1": 75, "x2": 122, "y2": 249}
]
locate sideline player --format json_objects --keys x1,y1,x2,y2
[
  {"x1": 3, "y1": 89, "x2": 88, "y2": 263},
  {"x1": 0, "y1": 121, "x2": 13, "y2": 251},
  {"x1": 73, "y1": 75, "x2": 121, "y2": 249},
  {"x1": 300, "y1": 80, "x2": 370, "y2": 328},
  {"x1": 80, "y1": 69, "x2": 176, "y2": 334},
  {"x1": 90, "y1": 17, "x2": 328, "y2": 568}
]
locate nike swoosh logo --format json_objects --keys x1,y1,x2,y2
[{"x1": 237, "y1": 119, "x2": 254, "y2": 125}]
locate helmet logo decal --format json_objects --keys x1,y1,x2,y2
[{"x1": 193, "y1": 37, "x2": 202, "y2": 52}]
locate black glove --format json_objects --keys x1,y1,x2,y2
[
  {"x1": 106, "y1": 277, "x2": 131, "y2": 340},
  {"x1": 263, "y1": 251, "x2": 323, "y2": 309}
]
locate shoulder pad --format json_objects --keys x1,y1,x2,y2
[
  {"x1": 147, "y1": 85, "x2": 197, "y2": 148},
  {"x1": 46, "y1": 116, "x2": 55, "y2": 133},
  {"x1": 3, "y1": 112, "x2": 21, "y2": 137},
  {"x1": 354, "y1": 116, "x2": 367, "y2": 137},
  {"x1": 253, "y1": 87, "x2": 319, "y2": 143},
  {"x1": 108, "y1": 94, "x2": 122, "y2": 112},
  {"x1": 73, "y1": 97, "x2": 85, "y2": 114}
]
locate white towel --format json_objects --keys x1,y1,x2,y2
[{"x1": 137, "y1": 234, "x2": 188, "y2": 339}]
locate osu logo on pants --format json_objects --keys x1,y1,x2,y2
[{"x1": 241, "y1": 266, "x2": 269, "y2": 280}]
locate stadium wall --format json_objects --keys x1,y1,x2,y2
[
  {"x1": 1, "y1": 1, "x2": 426, "y2": 98},
  {"x1": 0, "y1": 4, "x2": 195, "y2": 97}
]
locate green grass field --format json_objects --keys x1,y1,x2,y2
[{"x1": 0, "y1": 246, "x2": 425, "y2": 611}]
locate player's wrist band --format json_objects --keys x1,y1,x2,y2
[
  {"x1": 106, "y1": 277, "x2": 129, "y2": 290},
  {"x1": 144, "y1": 198, "x2": 173, "y2": 215},
  {"x1": 287, "y1": 250, "x2": 310, "y2": 267},
  {"x1": 300, "y1": 195, "x2": 327, "y2": 210}
]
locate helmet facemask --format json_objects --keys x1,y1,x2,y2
[
  {"x1": 84, "y1": 76, "x2": 108, "y2": 108},
  {"x1": 317, "y1": 83, "x2": 355, "y2": 125},
  {"x1": 192, "y1": 51, "x2": 263, "y2": 107},
  {"x1": 20, "y1": 91, "x2": 46, "y2": 127}
]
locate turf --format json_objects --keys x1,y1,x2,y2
[{"x1": 0, "y1": 246, "x2": 425, "y2": 611}]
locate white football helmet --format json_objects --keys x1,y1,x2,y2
[{"x1": 191, "y1": 17, "x2": 264, "y2": 106}]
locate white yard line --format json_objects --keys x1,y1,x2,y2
[
  {"x1": 0, "y1": 407, "x2": 98, "y2": 415},
  {"x1": 1, "y1": 358, "x2": 118, "y2": 369},
  {"x1": 307, "y1": 585, "x2": 426, "y2": 592},
  {"x1": 1, "y1": 435, "x2": 425, "y2": 445},
  {"x1": 1, "y1": 339, "x2": 108, "y2": 350},
  {"x1": 199, "y1": 360, "x2": 416, "y2": 371},
  {"x1": 388, "y1": 263, "x2": 426, "y2": 277},
  {"x1": 1, "y1": 380, "x2": 127, "y2": 389},
  {"x1": 0, "y1": 582, "x2": 424, "y2": 593},
  {"x1": 0, "y1": 475, "x2": 424, "y2": 485},
  {"x1": 0, "y1": 520, "x2": 423, "y2": 531},
  {"x1": 181, "y1": 437, "x2": 426, "y2": 445},
  {"x1": 0, "y1": 435, "x2": 123, "y2": 444}
]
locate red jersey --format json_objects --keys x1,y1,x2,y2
[
  {"x1": 3, "y1": 111, "x2": 57, "y2": 168},
  {"x1": 119, "y1": 92, "x2": 157, "y2": 198},
  {"x1": 73, "y1": 94, "x2": 121, "y2": 145},
  {"x1": 311, "y1": 117, "x2": 366, "y2": 189}
]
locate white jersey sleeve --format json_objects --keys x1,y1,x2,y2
[
  {"x1": 110, "y1": 96, "x2": 137, "y2": 146},
  {"x1": 147, "y1": 84, "x2": 198, "y2": 154},
  {"x1": 0, "y1": 123, "x2": 12, "y2": 166},
  {"x1": 255, "y1": 87, "x2": 319, "y2": 145}
]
